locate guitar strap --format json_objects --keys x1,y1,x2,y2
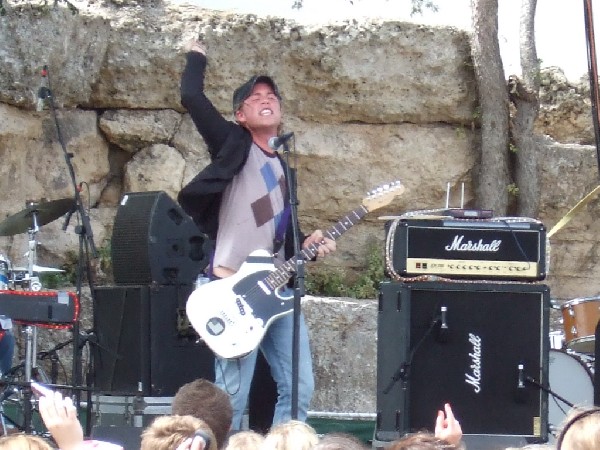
[
  {"x1": 273, "y1": 155, "x2": 293, "y2": 257},
  {"x1": 272, "y1": 203, "x2": 291, "y2": 256},
  {"x1": 206, "y1": 240, "x2": 216, "y2": 280}
]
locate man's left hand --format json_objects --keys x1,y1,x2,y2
[{"x1": 303, "y1": 230, "x2": 336, "y2": 258}]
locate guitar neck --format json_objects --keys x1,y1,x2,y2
[{"x1": 263, "y1": 205, "x2": 370, "y2": 289}]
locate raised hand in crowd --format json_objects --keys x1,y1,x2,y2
[
  {"x1": 37, "y1": 389, "x2": 84, "y2": 450},
  {"x1": 36, "y1": 383, "x2": 123, "y2": 450},
  {"x1": 434, "y1": 403, "x2": 462, "y2": 446}
]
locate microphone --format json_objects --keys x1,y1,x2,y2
[
  {"x1": 268, "y1": 132, "x2": 294, "y2": 150},
  {"x1": 435, "y1": 306, "x2": 449, "y2": 343},
  {"x1": 515, "y1": 362, "x2": 528, "y2": 403},
  {"x1": 62, "y1": 206, "x2": 76, "y2": 231},
  {"x1": 36, "y1": 65, "x2": 49, "y2": 112},
  {"x1": 517, "y1": 363, "x2": 525, "y2": 389}
]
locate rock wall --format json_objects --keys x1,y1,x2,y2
[
  {"x1": 0, "y1": 1, "x2": 480, "y2": 274},
  {"x1": 1, "y1": 0, "x2": 599, "y2": 415}
]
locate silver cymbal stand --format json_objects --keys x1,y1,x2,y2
[
  {"x1": 24, "y1": 209, "x2": 41, "y2": 382},
  {"x1": 25, "y1": 211, "x2": 42, "y2": 293},
  {"x1": 20, "y1": 209, "x2": 45, "y2": 432}
]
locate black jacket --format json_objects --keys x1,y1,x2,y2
[{"x1": 177, "y1": 52, "x2": 303, "y2": 260}]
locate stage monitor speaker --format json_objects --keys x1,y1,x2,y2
[
  {"x1": 111, "y1": 191, "x2": 210, "y2": 286},
  {"x1": 93, "y1": 285, "x2": 214, "y2": 396},
  {"x1": 376, "y1": 281, "x2": 550, "y2": 444}
]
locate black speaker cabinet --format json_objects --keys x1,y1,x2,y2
[
  {"x1": 376, "y1": 281, "x2": 550, "y2": 443},
  {"x1": 111, "y1": 191, "x2": 210, "y2": 286},
  {"x1": 93, "y1": 285, "x2": 214, "y2": 396}
]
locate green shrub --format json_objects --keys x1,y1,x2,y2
[{"x1": 305, "y1": 242, "x2": 384, "y2": 299}]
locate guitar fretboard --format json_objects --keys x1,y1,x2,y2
[{"x1": 262, "y1": 205, "x2": 369, "y2": 291}]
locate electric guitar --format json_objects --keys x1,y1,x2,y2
[{"x1": 186, "y1": 181, "x2": 405, "y2": 359}]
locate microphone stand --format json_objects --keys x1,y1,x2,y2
[
  {"x1": 382, "y1": 316, "x2": 439, "y2": 395},
  {"x1": 40, "y1": 65, "x2": 99, "y2": 435},
  {"x1": 280, "y1": 140, "x2": 303, "y2": 420}
]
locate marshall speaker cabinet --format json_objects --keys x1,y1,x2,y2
[
  {"x1": 376, "y1": 281, "x2": 550, "y2": 445},
  {"x1": 385, "y1": 217, "x2": 547, "y2": 281}
]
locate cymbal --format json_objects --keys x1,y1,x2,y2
[
  {"x1": 12, "y1": 265, "x2": 65, "y2": 273},
  {"x1": 0, "y1": 198, "x2": 75, "y2": 236}
]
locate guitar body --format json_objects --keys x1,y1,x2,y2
[
  {"x1": 186, "y1": 181, "x2": 404, "y2": 360},
  {"x1": 186, "y1": 250, "x2": 294, "y2": 359}
]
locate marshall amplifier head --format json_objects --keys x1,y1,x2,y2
[{"x1": 385, "y1": 217, "x2": 547, "y2": 281}]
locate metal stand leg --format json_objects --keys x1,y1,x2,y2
[
  {"x1": 24, "y1": 326, "x2": 35, "y2": 383},
  {"x1": 22, "y1": 326, "x2": 37, "y2": 433},
  {"x1": 0, "y1": 401, "x2": 7, "y2": 436}
]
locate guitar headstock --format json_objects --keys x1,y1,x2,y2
[{"x1": 362, "y1": 181, "x2": 405, "y2": 212}]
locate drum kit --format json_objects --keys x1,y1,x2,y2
[
  {"x1": 548, "y1": 296, "x2": 600, "y2": 439},
  {"x1": 0, "y1": 198, "x2": 77, "y2": 433},
  {"x1": 0, "y1": 198, "x2": 74, "y2": 291}
]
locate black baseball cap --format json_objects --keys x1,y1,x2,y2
[{"x1": 232, "y1": 75, "x2": 281, "y2": 113}]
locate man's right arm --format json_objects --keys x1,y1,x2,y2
[{"x1": 180, "y1": 43, "x2": 234, "y2": 158}]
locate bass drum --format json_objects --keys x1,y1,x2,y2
[{"x1": 548, "y1": 350, "x2": 594, "y2": 440}]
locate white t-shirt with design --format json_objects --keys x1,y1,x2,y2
[{"x1": 213, "y1": 143, "x2": 287, "y2": 272}]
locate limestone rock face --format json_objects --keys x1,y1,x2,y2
[
  {"x1": 0, "y1": 6, "x2": 111, "y2": 108},
  {"x1": 99, "y1": 109, "x2": 183, "y2": 153},
  {"x1": 303, "y1": 296, "x2": 377, "y2": 414},
  {"x1": 124, "y1": 143, "x2": 185, "y2": 199},
  {"x1": 537, "y1": 138, "x2": 600, "y2": 300},
  {"x1": 0, "y1": 103, "x2": 110, "y2": 266},
  {"x1": 536, "y1": 68, "x2": 593, "y2": 145}
]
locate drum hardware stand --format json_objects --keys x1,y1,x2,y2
[
  {"x1": 9, "y1": 212, "x2": 52, "y2": 433},
  {"x1": 0, "y1": 326, "x2": 48, "y2": 434},
  {"x1": 40, "y1": 65, "x2": 99, "y2": 437},
  {"x1": 38, "y1": 336, "x2": 80, "y2": 384},
  {"x1": 25, "y1": 220, "x2": 42, "y2": 292},
  {"x1": 0, "y1": 389, "x2": 24, "y2": 436},
  {"x1": 0, "y1": 197, "x2": 79, "y2": 436},
  {"x1": 18, "y1": 220, "x2": 46, "y2": 433},
  {"x1": 524, "y1": 374, "x2": 574, "y2": 437}
]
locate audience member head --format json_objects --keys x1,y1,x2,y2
[
  {"x1": 557, "y1": 406, "x2": 600, "y2": 450},
  {"x1": 224, "y1": 430, "x2": 265, "y2": 450},
  {"x1": 172, "y1": 378, "x2": 233, "y2": 449},
  {"x1": 140, "y1": 415, "x2": 217, "y2": 450},
  {"x1": 262, "y1": 420, "x2": 319, "y2": 450},
  {"x1": 312, "y1": 432, "x2": 368, "y2": 450},
  {"x1": 388, "y1": 432, "x2": 457, "y2": 450},
  {"x1": 0, "y1": 435, "x2": 52, "y2": 450}
]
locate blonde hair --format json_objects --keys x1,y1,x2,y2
[
  {"x1": 262, "y1": 420, "x2": 319, "y2": 450},
  {"x1": 140, "y1": 415, "x2": 217, "y2": 450},
  {"x1": 558, "y1": 407, "x2": 600, "y2": 450},
  {"x1": 0, "y1": 434, "x2": 53, "y2": 450},
  {"x1": 224, "y1": 430, "x2": 264, "y2": 450},
  {"x1": 313, "y1": 433, "x2": 367, "y2": 450},
  {"x1": 388, "y1": 432, "x2": 456, "y2": 450}
]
